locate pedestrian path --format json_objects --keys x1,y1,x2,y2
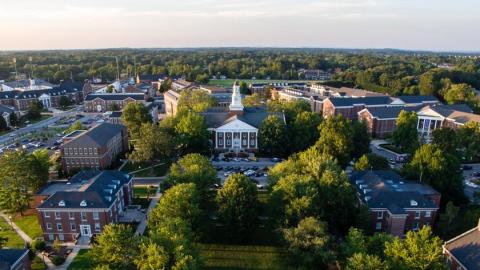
[
  {"x1": 135, "y1": 187, "x2": 162, "y2": 235},
  {"x1": 0, "y1": 213, "x2": 56, "y2": 269}
]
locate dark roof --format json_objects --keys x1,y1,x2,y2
[
  {"x1": 84, "y1": 93, "x2": 144, "y2": 101},
  {"x1": 109, "y1": 111, "x2": 123, "y2": 118},
  {"x1": 362, "y1": 106, "x2": 420, "y2": 119},
  {"x1": 0, "y1": 79, "x2": 85, "y2": 100},
  {"x1": 38, "y1": 170, "x2": 132, "y2": 209},
  {"x1": 0, "y1": 104, "x2": 14, "y2": 114},
  {"x1": 138, "y1": 74, "x2": 165, "y2": 81},
  {"x1": 202, "y1": 107, "x2": 282, "y2": 129},
  {"x1": 395, "y1": 95, "x2": 439, "y2": 104},
  {"x1": 328, "y1": 96, "x2": 393, "y2": 107},
  {"x1": 350, "y1": 170, "x2": 439, "y2": 214},
  {"x1": 2, "y1": 78, "x2": 53, "y2": 88},
  {"x1": 421, "y1": 104, "x2": 480, "y2": 124},
  {"x1": 63, "y1": 123, "x2": 124, "y2": 148},
  {"x1": 445, "y1": 225, "x2": 480, "y2": 270},
  {"x1": 0, "y1": 249, "x2": 28, "y2": 269}
]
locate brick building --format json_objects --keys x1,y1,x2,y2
[
  {"x1": 37, "y1": 170, "x2": 133, "y2": 242},
  {"x1": 83, "y1": 93, "x2": 146, "y2": 112},
  {"x1": 358, "y1": 106, "x2": 420, "y2": 138},
  {"x1": 443, "y1": 219, "x2": 480, "y2": 270},
  {"x1": 61, "y1": 123, "x2": 128, "y2": 173},
  {"x1": 0, "y1": 80, "x2": 92, "y2": 111},
  {"x1": 350, "y1": 170, "x2": 440, "y2": 236}
]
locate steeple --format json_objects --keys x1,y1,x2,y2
[{"x1": 229, "y1": 80, "x2": 244, "y2": 113}]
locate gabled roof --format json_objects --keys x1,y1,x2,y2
[
  {"x1": 0, "y1": 104, "x2": 14, "y2": 114},
  {"x1": 419, "y1": 104, "x2": 480, "y2": 125},
  {"x1": 202, "y1": 107, "x2": 282, "y2": 129},
  {"x1": 38, "y1": 170, "x2": 132, "y2": 209},
  {"x1": 444, "y1": 222, "x2": 480, "y2": 270},
  {"x1": 0, "y1": 79, "x2": 85, "y2": 100},
  {"x1": 84, "y1": 93, "x2": 145, "y2": 101},
  {"x1": 394, "y1": 95, "x2": 439, "y2": 104},
  {"x1": 327, "y1": 96, "x2": 393, "y2": 107},
  {"x1": 360, "y1": 106, "x2": 420, "y2": 120},
  {"x1": 0, "y1": 249, "x2": 29, "y2": 269},
  {"x1": 350, "y1": 170, "x2": 439, "y2": 214},
  {"x1": 63, "y1": 123, "x2": 124, "y2": 148}
]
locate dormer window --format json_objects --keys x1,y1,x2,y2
[
  {"x1": 410, "y1": 200, "x2": 418, "y2": 206},
  {"x1": 58, "y1": 200, "x2": 65, "y2": 207},
  {"x1": 80, "y1": 200, "x2": 87, "y2": 207}
]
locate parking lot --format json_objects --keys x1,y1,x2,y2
[{"x1": 212, "y1": 158, "x2": 279, "y2": 189}]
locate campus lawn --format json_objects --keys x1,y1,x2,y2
[
  {"x1": 199, "y1": 244, "x2": 289, "y2": 270},
  {"x1": 67, "y1": 249, "x2": 95, "y2": 270},
  {"x1": 31, "y1": 256, "x2": 47, "y2": 270},
  {"x1": 12, "y1": 214, "x2": 43, "y2": 240},
  {"x1": 28, "y1": 115, "x2": 53, "y2": 125},
  {"x1": 0, "y1": 219, "x2": 25, "y2": 248},
  {"x1": 120, "y1": 160, "x2": 170, "y2": 177},
  {"x1": 133, "y1": 186, "x2": 158, "y2": 198}
]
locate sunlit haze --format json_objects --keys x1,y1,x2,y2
[{"x1": 0, "y1": 0, "x2": 479, "y2": 51}]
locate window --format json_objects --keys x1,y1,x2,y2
[
  {"x1": 81, "y1": 212, "x2": 87, "y2": 221},
  {"x1": 57, "y1": 223, "x2": 63, "y2": 231},
  {"x1": 46, "y1": 223, "x2": 52, "y2": 230},
  {"x1": 59, "y1": 234, "x2": 64, "y2": 241},
  {"x1": 415, "y1": 211, "x2": 421, "y2": 219},
  {"x1": 70, "y1": 222, "x2": 76, "y2": 231},
  {"x1": 376, "y1": 211, "x2": 383, "y2": 219},
  {"x1": 44, "y1": 212, "x2": 50, "y2": 218},
  {"x1": 95, "y1": 223, "x2": 101, "y2": 232},
  {"x1": 93, "y1": 212, "x2": 99, "y2": 220},
  {"x1": 413, "y1": 222, "x2": 419, "y2": 230},
  {"x1": 69, "y1": 212, "x2": 75, "y2": 220},
  {"x1": 425, "y1": 211, "x2": 431, "y2": 218},
  {"x1": 375, "y1": 222, "x2": 382, "y2": 230},
  {"x1": 55, "y1": 212, "x2": 61, "y2": 219},
  {"x1": 48, "y1": 234, "x2": 54, "y2": 241},
  {"x1": 418, "y1": 119, "x2": 424, "y2": 130}
]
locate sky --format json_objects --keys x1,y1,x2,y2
[{"x1": 0, "y1": 0, "x2": 478, "y2": 51}]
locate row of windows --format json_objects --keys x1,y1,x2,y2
[
  {"x1": 44, "y1": 211, "x2": 100, "y2": 220},
  {"x1": 65, "y1": 147, "x2": 98, "y2": 156},
  {"x1": 375, "y1": 221, "x2": 430, "y2": 231},
  {"x1": 65, "y1": 157, "x2": 100, "y2": 165},
  {"x1": 376, "y1": 210, "x2": 432, "y2": 220}
]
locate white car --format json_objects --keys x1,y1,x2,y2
[
  {"x1": 256, "y1": 184, "x2": 264, "y2": 189},
  {"x1": 465, "y1": 180, "x2": 479, "y2": 188}
]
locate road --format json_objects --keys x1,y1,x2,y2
[
  {"x1": 370, "y1": 140, "x2": 404, "y2": 170},
  {"x1": 462, "y1": 164, "x2": 480, "y2": 201},
  {"x1": 212, "y1": 158, "x2": 277, "y2": 188}
]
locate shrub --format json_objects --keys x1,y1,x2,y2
[
  {"x1": 52, "y1": 255, "x2": 65, "y2": 266},
  {"x1": 32, "y1": 240, "x2": 47, "y2": 252}
]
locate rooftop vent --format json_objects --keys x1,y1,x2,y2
[
  {"x1": 104, "y1": 189, "x2": 113, "y2": 194},
  {"x1": 113, "y1": 180, "x2": 121, "y2": 185},
  {"x1": 80, "y1": 200, "x2": 87, "y2": 207},
  {"x1": 355, "y1": 180, "x2": 364, "y2": 185},
  {"x1": 410, "y1": 200, "x2": 418, "y2": 206},
  {"x1": 58, "y1": 200, "x2": 65, "y2": 207},
  {"x1": 359, "y1": 184, "x2": 368, "y2": 189},
  {"x1": 363, "y1": 188, "x2": 372, "y2": 194},
  {"x1": 105, "y1": 196, "x2": 112, "y2": 202},
  {"x1": 386, "y1": 180, "x2": 393, "y2": 184}
]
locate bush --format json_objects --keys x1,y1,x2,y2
[
  {"x1": 32, "y1": 239, "x2": 47, "y2": 252},
  {"x1": 52, "y1": 255, "x2": 65, "y2": 266}
]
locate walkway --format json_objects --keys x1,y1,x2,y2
[
  {"x1": 0, "y1": 213, "x2": 56, "y2": 269},
  {"x1": 135, "y1": 187, "x2": 162, "y2": 235}
]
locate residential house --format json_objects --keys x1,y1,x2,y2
[
  {"x1": 0, "y1": 249, "x2": 30, "y2": 270},
  {"x1": 350, "y1": 170, "x2": 440, "y2": 236},
  {"x1": 37, "y1": 170, "x2": 133, "y2": 242},
  {"x1": 443, "y1": 219, "x2": 480, "y2": 270},
  {"x1": 61, "y1": 123, "x2": 128, "y2": 173}
]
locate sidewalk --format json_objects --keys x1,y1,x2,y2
[
  {"x1": 0, "y1": 213, "x2": 56, "y2": 269},
  {"x1": 135, "y1": 187, "x2": 162, "y2": 235}
]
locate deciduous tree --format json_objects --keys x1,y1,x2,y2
[
  {"x1": 392, "y1": 110, "x2": 419, "y2": 153},
  {"x1": 258, "y1": 115, "x2": 288, "y2": 156},
  {"x1": 121, "y1": 102, "x2": 151, "y2": 135}
]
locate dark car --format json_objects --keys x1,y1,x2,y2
[
  {"x1": 472, "y1": 171, "x2": 480, "y2": 177},
  {"x1": 463, "y1": 165, "x2": 473, "y2": 170}
]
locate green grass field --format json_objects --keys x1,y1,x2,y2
[
  {"x1": 0, "y1": 219, "x2": 25, "y2": 248},
  {"x1": 121, "y1": 161, "x2": 170, "y2": 177},
  {"x1": 207, "y1": 79, "x2": 318, "y2": 87},
  {"x1": 199, "y1": 244, "x2": 289, "y2": 270},
  {"x1": 31, "y1": 256, "x2": 47, "y2": 270},
  {"x1": 133, "y1": 186, "x2": 158, "y2": 198},
  {"x1": 67, "y1": 249, "x2": 95, "y2": 270},
  {"x1": 13, "y1": 214, "x2": 43, "y2": 240}
]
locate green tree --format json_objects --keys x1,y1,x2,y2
[
  {"x1": 91, "y1": 224, "x2": 140, "y2": 270},
  {"x1": 148, "y1": 183, "x2": 200, "y2": 229},
  {"x1": 289, "y1": 111, "x2": 321, "y2": 153},
  {"x1": 457, "y1": 121, "x2": 480, "y2": 161},
  {"x1": 239, "y1": 81, "x2": 250, "y2": 95},
  {"x1": 129, "y1": 123, "x2": 173, "y2": 165},
  {"x1": 354, "y1": 153, "x2": 389, "y2": 171},
  {"x1": 406, "y1": 144, "x2": 465, "y2": 204},
  {"x1": 431, "y1": 127, "x2": 458, "y2": 155},
  {"x1": 258, "y1": 115, "x2": 288, "y2": 156},
  {"x1": 351, "y1": 121, "x2": 371, "y2": 159},
  {"x1": 436, "y1": 201, "x2": 459, "y2": 237},
  {"x1": 65, "y1": 120, "x2": 85, "y2": 134},
  {"x1": 0, "y1": 116, "x2": 7, "y2": 131},
  {"x1": 174, "y1": 111, "x2": 209, "y2": 154},
  {"x1": 315, "y1": 116, "x2": 353, "y2": 167},
  {"x1": 341, "y1": 228, "x2": 367, "y2": 259},
  {"x1": 243, "y1": 93, "x2": 262, "y2": 107},
  {"x1": 177, "y1": 89, "x2": 216, "y2": 113},
  {"x1": 27, "y1": 101, "x2": 43, "y2": 120},
  {"x1": 165, "y1": 153, "x2": 217, "y2": 195},
  {"x1": 106, "y1": 85, "x2": 114, "y2": 93},
  {"x1": 58, "y1": 96, "x2": 72, "y2": 109},
  {"x1": 392, "y1": 110, "x2": 419, "y2": 153},
  {"x1": 216, "y1": 174, "x2": 258, "y2": 242},
  {"x1": 135, "y1": 242, "x2": 170, "y2": 270},
  {"x1": 282, "y1": 217, "x2": 335, "y2": 269},
  {"x1": 346, "y1": 253, "x2": 386, "y2": 270},
  {"x1": 385, "y1": 226, "x2": 446, "y2": 270},
  {"x1": 443, "y1": 83, "x2": 477, "y2": 106},
  {"x1": 121, "y1": 102, "x2": 152, "y2": 135},
  {"x1": 30, "y1": 148, "x2": 51, "y2": 191}
]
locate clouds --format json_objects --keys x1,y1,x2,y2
[{"x1": 0, "y1": 0, "x2": 478, "y2": 51}]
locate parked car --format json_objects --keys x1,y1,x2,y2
[
  {"x1": 472, "y1": 172, "x2": 480, "y2": 177},
  {"x1": 462, "y1": 165, "x2": 473, "y2": 170},
  {"x1": 271, "y1": 157, "x2": 281, "y2": 162}
]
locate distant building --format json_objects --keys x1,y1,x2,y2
[
  {"x1": 0, "y1": 104, "x2": 15, "y2": 127},
  {"x1": 310, "y1": 84, "x2": 387, "y2": 98},
  {"x1": 358, "y1": 106, "x2": 420, "y2": 138},
  {"x1": 163, "y1": 87, "x2": 236, "y2": 116},
  {"x1": 350, "y1": 170, "x2": 440, "y2": 236},
  {"x1": 84, "y1": 93, "x2": 146, "y2": 112},
  {"x1": 443, "y1": 219, "x2": 480, "y2": 270},
  {"x1": 61, "y1": 123, "x2": 128, "y2": 174},
  {"x1": 0, "y1": 80, "x2": 92, "y2": 110},
  {"x1": 298, "y1": 69, "x2": 332, "y2": 81},
  {"x1": 0, "y1": 78, "x2": 54, "y2": 92},
  {"x1": 0, "y1": 248, "x2": 30, "y2": 270},
  {"x1": 276, "y1": 88, "x2": 324, "y2": 113},
  {"x1": 171, "y1": 79, "x2": 195, "y2": 90},
  {"x1": 37, "y1": 170, "x2": 133, "y2": 242},
  {"x1": 249, "y1": 81, "x2": 307, "y2": 94},
  {"x1": 417, "y1": 104, "x2": 480, "y2": 141}
]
